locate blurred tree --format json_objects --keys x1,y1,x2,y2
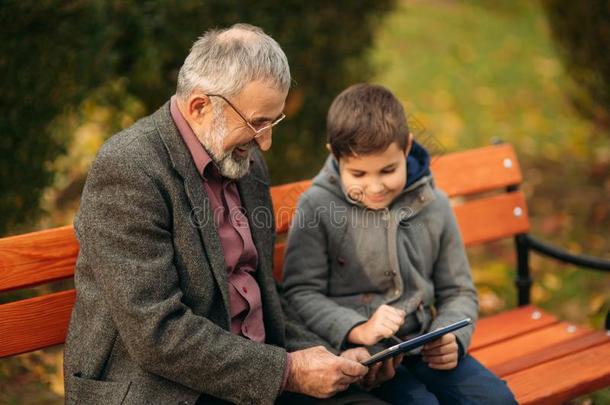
[
  {"x1": 0, "y1": 1, "x2": 112, "y2": 235},
  {"x1": 0, "y1": 0, "x2": 395, "y2": 235},
  {"x1": 543, "y1": 0, "x2": 610, "y2": 131}
]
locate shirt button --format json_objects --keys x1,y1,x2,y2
[{"x1": 242, "y1": 286, "x2": 248, "y2": 294}]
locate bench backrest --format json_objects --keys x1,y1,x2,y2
[{"x1": 0, "y1": 143, "x2": 527, "y2": 357}]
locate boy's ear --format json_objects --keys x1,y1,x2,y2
[{"x1": 405, "y1": 132, "x2": 414, "y2": 156}]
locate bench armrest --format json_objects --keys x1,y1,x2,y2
[
  {"x1": 522, "y1": 234, "x2": 610, "y2": 272},
  {"x1": 515, "y1": 234, "x2": 610, "y2": 331}
]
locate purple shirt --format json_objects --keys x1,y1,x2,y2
[{"x1": 170, "y1": 96, "x2": 265, "y2": 342}]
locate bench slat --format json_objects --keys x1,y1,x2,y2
[
  {"x1": 0, "y1": 226, "x2": 78, "y2": 292},
  {"x1": 454, "y1": 191, "x2": 530, "y2": 246},
  {"x1": 0, "y1": 191, "x2": 530, "y2": 291},
  {"x1": 273, "y1": 242, "x2": 286, "y2": 282},
  {"x1": 470, "y1": 306, "x2": 558, "y2": 350},
  {"x1": 483, "y1": 330, "x2": 610, "y2": 378},
  {"x1": 431, "y1": 143, "x2": 522, "y2": 197},
  {"x1": 506, "y1": 341, "x2": 610, "y2": 405},
  {"x1": 271, "y1": 145, "x2": 523, "y2": 235},
  {"x1": 0, "y1": 289, "x2": 76, "y2": 357},
  {"x1": 271, "y1": 180, "x2": 312, "y2": 235},
  {"x1": 471, "y1": 322, "x2": 593, "y2": 375}
]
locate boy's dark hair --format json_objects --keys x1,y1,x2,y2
[{"x1": 327, "y1": 83, "x2": 410, "y2": 159}]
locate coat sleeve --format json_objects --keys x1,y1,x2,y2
[
  {"x1": 277, "y1": 283, "x2": 338, "y2": 354},
  {"x1": 76, "y1": 145, "x2": 286, "y2": 405},
  {"x1": 282, "y1": 195, "x2": 368, "y2": 350},
  {"x1": 428, "y1": 193, "x2": 479, "y2": 355}
]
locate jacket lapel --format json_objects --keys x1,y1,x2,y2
[{"x1": 152, "y1": 102, "x2": 230, "y2": 323}]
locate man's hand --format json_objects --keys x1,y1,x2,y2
[
  {"x1": 285, "y1": 346, "x2": 368, "y2": 398},
  {"x1": 421, "y1": 332, "x2": 459, "y2": 370},
  {"x1": 347, "y1": 305, "x2": 406, "y2": 346},
  {"x1": 340, "y1": 348, "x2": 403, "y2": 391}
]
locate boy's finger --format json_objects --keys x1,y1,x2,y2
[
  {"x1": 423, "y1": 333, "x2": 454, "y2": 350},
  {"x1": 427, "y1": 361, "x2": 457, "y2": 370},
  {"x1": 386, "y1": 312, "x2": 405, "y2": 325},
  {"x1": 422, "y1": 353, "x2": 457, "y2": 365},
  {"x1": 393, "y1": 353, "x2": 404, "y2": 368},
  {"x1": 422, "y1": 342, "x2": 457, "y2": 356},
  {"x1": 381, "y1": 320, "x2": 401, "y2": 332}
]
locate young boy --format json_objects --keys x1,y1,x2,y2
[{"x1": 282, "y1": 84, "x2": 516, "y2": 404}]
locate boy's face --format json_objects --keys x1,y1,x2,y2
[{"x1": 338, "y1": 141, "x2": 408, "y2": 210}]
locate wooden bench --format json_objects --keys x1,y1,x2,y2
[{"x1": 1, "y1": 143, "x2": 609, "y2": 404}]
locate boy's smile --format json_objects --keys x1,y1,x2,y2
[{"x1": 338, "y1": 141, "x2": 408, "y2": 210}]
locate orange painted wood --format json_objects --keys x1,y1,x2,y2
[
  {"x1": 273, "y1": 242, "x2": 286, "y2": 282},
  {"x1": 471, "y1": 322, "x2": 593, "y2": 375},
  {"x1": 0, "y1": 289, "x2": 76, "y2": 357},
  {"x1": 271, "y1": 180, "x2": 312, "y2": 234},
  {"x1": 456, "y1": 191, "x2": 530, "y2": 246},
  {"x1": 481, "y1": 330, "x2": 610, "y2": 378},
  {"x1": 431, "y1": 143, "x2": 523, "y2": 197},
  {"x1": 0, "y1": 225, "x2": 78, "y2": 292},
  {"x1": 506, "y1": 341, "x2": 610, "y2": 405},
  {"x1": 470, "y1": 306, "x2": 558, "y2": 351}
]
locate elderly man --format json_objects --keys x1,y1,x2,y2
[{"x1": 64, "y1": 24, "x2": 398, "y2": 405}]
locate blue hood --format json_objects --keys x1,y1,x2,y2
[{"x1": 406, "y1": 140, "x2": 431, "y2": 188}]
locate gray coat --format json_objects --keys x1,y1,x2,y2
[
  {"x1": 283, "y1": 154, "x2": 479, "y2": 354},
  {"x1": 64, "y1": 102, "x2": 329, "y2": 405}
]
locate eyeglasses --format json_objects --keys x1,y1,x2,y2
[{"x1": 206, "y1": 94, "x2": 286, "y2": 138}]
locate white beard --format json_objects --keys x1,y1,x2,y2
[{"x1": 200, "y1": 102, "x2": 253, "y2": 179}]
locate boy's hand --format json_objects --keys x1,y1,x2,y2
[
  {"x1": 347, "y1": 305, "x2": 406, "y2": 345},
  {"x1": 421, "y1": 332, "x2": 459, "y2": 370}
]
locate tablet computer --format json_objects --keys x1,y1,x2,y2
[{"x1": 361, "y1": 318, "x2": 472, "y2": 366}]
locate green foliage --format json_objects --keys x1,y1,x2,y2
[
  {"x1": 0, "y1": 0, "x2": 395, "y2": 235},
  {"x1": 0, "y1": 1, "x2": 110, "y2": 235},
  {"x1": 543, "y1": 0, "x2": 610, "y2": 127}
]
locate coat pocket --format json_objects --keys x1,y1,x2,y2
[{"x1": 66, "y1": 373, "x2": 132, "y2": 405}]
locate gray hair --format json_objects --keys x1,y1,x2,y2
[{"x1": 176, "y1": 23, "x2": 291, "y2": 100}]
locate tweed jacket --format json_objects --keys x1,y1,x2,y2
[{"x1": 63, "y1": 101, "x2": 328, "y2": 405}]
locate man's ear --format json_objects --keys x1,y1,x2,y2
[{"x1": 186, "y1": 95, "x2": 212, "y2": 123}]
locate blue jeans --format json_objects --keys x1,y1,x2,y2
[{"x1": 371, "y1": 355, "x2": 517, "y2": 405}]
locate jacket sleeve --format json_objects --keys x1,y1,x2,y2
[
  {"x1": 76, "y1": 146, "x2": 286, "y2": 405},
  {"x1": 428, "y1": 194, "x2": 479, "y2": 355},
  {"x1": 277, "y1": 283, "x2": 338, "y2": 354},
  {"x1": 282, "y1": 196, "x2": 368, "y2": 350}
]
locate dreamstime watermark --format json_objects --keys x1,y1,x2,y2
[
  {"x1": 188, "y1": 201, "x2": 430, "y2": 232},
  {"x1": 407, "y1": 113, "x2": 446, "y2": 163},
  {"x1": 188, "y1": 113, "x2": 445, "y2": 233}
]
